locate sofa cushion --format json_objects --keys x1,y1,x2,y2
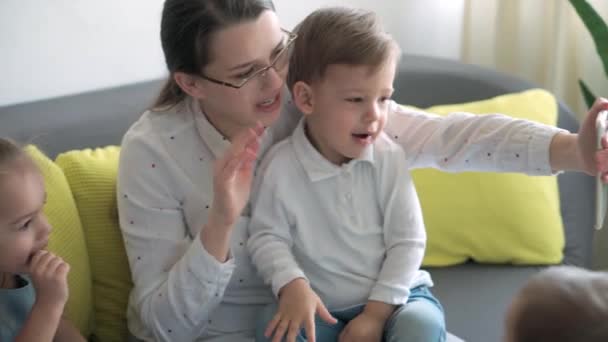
[
  {"x1": 408, "y1": 89, "x2": 564, "y2": 266},
  {"x1": 55, "y1": 146, "x2": 131, "y2": 342},
  {"x1": 25, "y1": 145, "x2": 93, "y2": 336}
]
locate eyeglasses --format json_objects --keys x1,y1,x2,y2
[{"x1": 200, "y1": 28, "x2": 297, "y2": 89}]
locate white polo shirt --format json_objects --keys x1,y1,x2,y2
[
  {"x1": 117, "y1": 96, "x2": 564, "y2": 341},
  {"x1": 248, "y1": 118, "x2": 432, "y2": 310}
]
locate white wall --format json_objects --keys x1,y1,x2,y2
[
  {"x1": 0, "y1": 0, "x2": 464, "y2": 107},
  {"x1": 0, "y1": 0, "x2": 167, "y2": 107},
  {"x1": 275, "y1": 0, "x2": 464, "y2": 59}
]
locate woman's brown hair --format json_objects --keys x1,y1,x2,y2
[{"x1": 154, "y1": 0, "x2": 276, "y2": 109}]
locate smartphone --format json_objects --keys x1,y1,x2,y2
[{"x1": 595, "y1": 110, "x2": 608, "y2": 230}]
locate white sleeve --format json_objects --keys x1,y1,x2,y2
[
  {"x1": 384, "y1": 101, "x2": 567, "y2": 174},
  {"x1": 247, "y1": 152, "x2": 306, "y2": 297},
  {"x1": 369, "y1": 144, "x2": 426, "y2": 305},
  {"x1": 117, "y1": 134, "x2": 235, "y2": 341}
]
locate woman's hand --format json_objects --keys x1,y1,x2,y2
[
  {"x1": 577, "y1": 98, "x2": 608, "y2": 179},
  {"x1": 201, "y1": 122, "x2": 263, "y2": 262},
  {"x1": 265, "y1": 278, "x2": 337, "y2": 342},
  {"x1": 549, "y1": 98, "x2": 608, "y2": 177},
  {"x1": 209, "y1": 122, "x2": 264, "y2": 228}
]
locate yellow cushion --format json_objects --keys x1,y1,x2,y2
[
  {"x1": 408, "y1": 89, "x2": 565, "y2": 266},
  {"x1": 56, "y1": 146, "x2": 132, "y2": 342},
  {"x1": 25, "y1": 146, "x2": 93, "y2": 336}
]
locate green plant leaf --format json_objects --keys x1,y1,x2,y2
[
  {"x1": 569, "y1": 0, "x2": 608, "y2": 79},
  {"x1": 579, "y1": 79, "x2": 597, "y2": 108}
]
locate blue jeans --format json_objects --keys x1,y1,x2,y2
[{"x1": 255, "y1": 286, "x2": 446, "y2": 342}]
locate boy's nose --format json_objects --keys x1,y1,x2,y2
[{"x1": 365, "y1": 103, "x2": 381, "y2": 121}]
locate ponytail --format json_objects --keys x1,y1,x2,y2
[{"x1": 153, "y1": 77, "x2": 186, "y2": 109}]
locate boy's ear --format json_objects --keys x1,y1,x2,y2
[
  {"x1": 292, "y1": 81, "x2": 314, "y2": 115},
  {"x1": 174, "y1": 72, "x2": 207, "y2": 99}
]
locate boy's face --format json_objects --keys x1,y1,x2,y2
[
  {"x1": 298, "y1": 60, "x2": 396, "y2": 164},
  {"x1": 0, "y1": 160, "x2": 51, "y2": 275}
]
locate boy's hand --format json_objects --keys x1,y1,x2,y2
[
  {"x1": 338, "y1": 301, "x2": 393, "y2": 342},
  {"x1": 265, "y1": 278, "x2": 337, "y2": 342},
  {"x1": 28, "y1": 250, "x2": 70, "y2": 310},
  {"x1": 338, "y1": 311, "x2": 385, "y2": 342}
]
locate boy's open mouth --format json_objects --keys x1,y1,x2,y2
[{"x1": 352, "y1": 132, "x2": 374, "y2": 145}]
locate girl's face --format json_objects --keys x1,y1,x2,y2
[
  {"x1": 0, "y1": 159, "x2": 51, "y2": 275},
  {"x1": 195, "y1": 10, "x2": 287, "y2": 138}
]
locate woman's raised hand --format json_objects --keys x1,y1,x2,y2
[{"x1": 209, "y1": 122, "x2": 264, "y2": 229}]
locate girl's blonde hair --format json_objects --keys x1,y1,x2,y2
[{"x1": 0, "y1": 138, "x2": 29, "y2": 177}]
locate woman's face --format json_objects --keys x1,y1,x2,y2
[{"x1": 198, "y1": 10, "x2": 287, "y2": 138}]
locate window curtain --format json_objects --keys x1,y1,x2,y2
[{"x1": 461, "y1": 0, "x2": 608, "y2": 120}]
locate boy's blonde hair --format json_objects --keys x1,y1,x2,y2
[
  {"x1": 287, "y1": 7, "x2": 400, "y2": 91},
  {"x1": 508, "y1": 266, "x2": 608, "y2": 342}
]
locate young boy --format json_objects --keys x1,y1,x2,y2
[
  {"x1": 0, "y1": 138, "x2": 85, "y2": 342},
  {"x1": 248, "y1": 7, "x2": 445, "y2": 342},
  {"x1": 504, "y1": 265, "x2": 608, "y2": 342}
]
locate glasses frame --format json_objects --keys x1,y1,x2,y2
[{"x1": 200, "y1": 28, "x2": 297, "y2": 89}]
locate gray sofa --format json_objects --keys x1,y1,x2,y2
[{"x1": 0, "y1": 55, "x2": 595, "y2": 342}]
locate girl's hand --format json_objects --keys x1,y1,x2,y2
[
  {"x1": 577, "y1": 98, "x2": 608, "y2": 179},
  {"x1": 209, "y1": 122, "x2": 264, "y2": 228},
  {"x1": 54, "y1": 318, "x2": 87, "y2": 342},
  {"x1": 28, "y1": 250, "x2": 70, "y2": 310},
  {"x1": 265, "y1": 278, "x2": 337, "y2": 342},
  {"x1": 16, "y1": 252, "x2": 70, "y2": 342}
]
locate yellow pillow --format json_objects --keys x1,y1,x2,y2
[
  {"x1": 56, "y1": 146, "x2": 132, "y2": 342},
  {"x1": 408, "y1": 89, "x2": 565, "y2": 266},
  {"x1": 25, "y1": 146, "x2": 94, "y2": 336}
]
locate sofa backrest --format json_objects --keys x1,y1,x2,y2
[{"x1": 0, "y1": 54, "x2": 594, "y2": 267}]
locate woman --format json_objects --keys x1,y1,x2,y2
[{"x1": 117, "y1": 0, "x2": 608, "y2": 341}]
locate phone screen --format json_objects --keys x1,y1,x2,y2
[{"x1": 596, "y1": 110, "x2": 608, "y2": 230}]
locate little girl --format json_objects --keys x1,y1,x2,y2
[
  {"x1": 504, "y1": 266, "x2": 608, "y2": 342},
  {"x1": 0, "y1": 138, "x2": 85, "y2": 341}
]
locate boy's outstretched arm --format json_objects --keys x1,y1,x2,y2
[{"x1": 550, "y1": 98, "x2": 608, "y2": 175}]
